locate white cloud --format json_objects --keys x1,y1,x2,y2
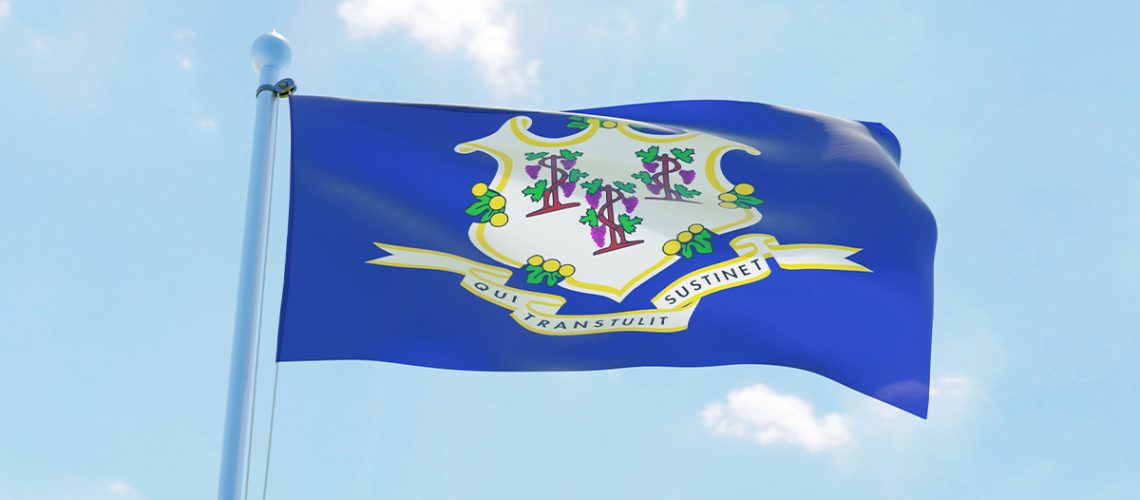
[
  {"x1": 108, "y1": 480, "x2": 141, "y2": 497},
  {"x1": 868, "y1": 375, "x2": 978, "y2": 420},
  {"x1": 702, "y1": 383, "x2": 852, "y2": 452},
  {"x1": 931, "y1": 375, "x2": 974, "y2": 399},
  {"x1": 174, "y1": 29, "x2": 195, "y2": 41},
  {"x1": 180, "y1": 57, "x2": 192, "y2": 71},
  {"x1": 197, "y1": 118, "x2": 217, "y2": 131},
  {"x1": 337, "y1": 0, "x2": 539, "y2": 93},
  {"x1": 0, "y1": 0, "x2": 11, "y2": 20},
  {"x1": 673, "y1": 0, "x2": 688, "y2": 21},
  {"x1": 4, "y1": 478, "x2": 146, "y2": 500}
]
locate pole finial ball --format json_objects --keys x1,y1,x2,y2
[{"x1": 250, "y1": 31, "x2": 292, "y2": 73}]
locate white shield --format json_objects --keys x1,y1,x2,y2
[{"x1": 457, "y1": 115, "x2": 761, "y2": 302}]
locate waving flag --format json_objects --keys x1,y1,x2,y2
[{"x1": 277, "y1": 97, "x2": 936, "y2": 417}]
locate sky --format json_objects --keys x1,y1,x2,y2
[{"x1": 1, "y1": 0, "x2": 1138, "y2": 498}]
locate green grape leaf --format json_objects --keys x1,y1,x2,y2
[
  {"x1": 567, "y1": 169, "x2": 589, "y2": 182},
  {"x1": 735, "y1": 194, "x2": 764, "y2": 207},
  {"x1": 691, "y1": 232, "x2": 713, "y2": 254},
  {"x1": 618, "y1": 214, "x2": 642, "y2": 234},
  {"x1": 545, "y1": 273, "x2": 561, "y2": 287},
  {"x1": 525, "y1": 265, "x2": 546, "y2": 285},
  {"x1": 634, "y1": 145, "x2": 660, "y2": 163},
  {"x1": 522, "y1": 180, "x2": 548, "y2": 202},
  {"x1": 580, "y1": 178, "x2": 604, "y2": 194},
  {"x1": 579, "y1": 209, "x2": 600, "y2": 227},
  {"x1": 613, "y1": 181, "x2": 637, "y2": 193},
  {"x1": 670, "y1": 147, "x2": 695, "y2": 163},
  {"x1": 566, "y1": 116, "x2": 589, "y2": 130},
  {"x1": 559, "y1": 149, "x2": 584, "y2": 161},
  {"x1": 464, "y1": 200, "x2": 489, "y2": 217},
  {"x1": 524, "y1": 152, "x2": 548, "y2": 161},
  {"x1": 680, "y1": 245, "x2": 694, "y2": 259},
  {"x1": 630, "y1": 171, "x2": 653, "y2": 185},
  {"x1": 674, "y1": 184, "x2": 702, "y2": 198}
]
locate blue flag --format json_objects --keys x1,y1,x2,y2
[{"x1": 277, "y1": 96, "x2": 936, "y2": 417}]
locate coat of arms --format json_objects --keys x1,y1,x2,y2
[{"x1": 369, "y1": 114, "x2": 870, "y2": 335}]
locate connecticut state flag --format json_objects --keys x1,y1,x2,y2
[{"x1": 277, "y1": 96, "x2": 937, "y2": 417}]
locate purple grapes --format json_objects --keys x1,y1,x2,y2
[
  {"x1": 590, "y1": 226, "x2": 607, "y2": 248},
  {"x1": 585, "y1": 192, "x2": 601, "y2": 208},
  {"x1": 679, "y1": 169, "x2": 696, "y2": 185},
  {"x1": 647, "y1": 183, "x2": 662, "y2": 194},
  {"x1": 621, "y1": 196, "x2": 638, "y2": 213},
  {"x1": 560, "y1": 182, "x2": 576, "y2": 197},
  {"x1": 643, "y1": 162, "x2": 659, "y2": 172},
  {"x1": 561, "y1": 159, "x2": 577, "y2": 169},
  {"x1": 525, "y1": 164, "x2": 541, "y2": 179}
]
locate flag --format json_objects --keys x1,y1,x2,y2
[{"x1": 277, "y1": 96, "x2": 936, "y2": 417}]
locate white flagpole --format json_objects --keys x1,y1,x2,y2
[{"x1": 218, "y1": 31, "x2": 292, "y2": 500}]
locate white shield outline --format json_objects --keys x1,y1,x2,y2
[{"x1": 457, "y1": 115, "x2": 761, "y2": 302}]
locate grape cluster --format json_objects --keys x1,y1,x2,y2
[
  {"x1": 662, "y1": 224, "x2": 708, "y2": 256},
  {"x1": 527, "y1": 255, "x2": 576, "y2": 278},
  {"x1": 470, "y1": 183, "x2": 509, "y2": 227},
  {"x1": 524, "y1": 255, "x2": 576, "y2": 286},
  {"x1": 717, "y1": 183, "x2": 762, "y2": 209}
]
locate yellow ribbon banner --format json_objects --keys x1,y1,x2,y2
[{"x1": 367, "y1": 234, "x2": 869, "y2": 336}]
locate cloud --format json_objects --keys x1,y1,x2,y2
[
  {"x1": 673, "y1": 0, "x2": 688, "y2": 21},
  {"x1": 337, "y1": 0, "x2": 539, "y2": 93},
  {"x1": 867, "y1": 375, "x2": 978, "y2": 420},
  {"x1": 702, "y1": 383, "x2": 852, "y2": 452},
  {"x1": 3, "y1": 478, "x2": 146, "y2": 500},
  {"x1": 106, "y1": 480, "x2": 144, "y2": 498},
  {"x1": 0, "y1": 0, "x2": 11, "y2": 20},
  {"x1": 180, "y1": 57, "x2": 192, "y2": 71},
  {"x1": 197, "y1": 118, "x2": 217, "y2": 131},
  {"x1": 173, "y1": 29, "x2": 195, "y2": 41},
  {"x1": 108, "y1": 480, "x2": 142, "y2": 497},
  {"x1": 930, "y1": 375, "x2": 974, "y2": 399}
]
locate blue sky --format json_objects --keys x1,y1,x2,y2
[{"x1": 1, "y1": 0, "x2": 1138, "y2": 498}]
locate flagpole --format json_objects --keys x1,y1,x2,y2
[{"x1": 217, "y1": 31, "x2": 292, "y2": 500}]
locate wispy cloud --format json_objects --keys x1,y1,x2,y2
[
  {"x1": 702, "y1": 383, "x2": 852, "y2": 452},
  {"x1": 0, "y1": 0, "x2": 12, "y2": 20},
  {"x1": 179, "y1": 57, "x2": 192, "y2": 71},
  {"x1": 931, "y1": 375, "x2": 974, "y2": 399},
  {"x1": 108, "y1": 480, "x2": 142, "y2": 497},
  {"x1": 197, "y1": 118, "x2": 217, "y2": 131},
  {"x1": 868, "y1": 375, "x2": 978, "y2": 419},
  {"x1": 672, "y1": 0, "x2": 688, "y2": 21},
  {"x1": 336, "y1": 0, "x2": 539, "y2": 94},
  {"x1": 4, "y1": 478, "x2": 146, "y2": 500}
]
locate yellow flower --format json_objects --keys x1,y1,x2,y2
[
  {"x1": 688, "y1": 223, "x2": 704, "y2": 234},
  {"x1": 719, "y1": 201, "x2": 738, "y2": 209},
  {"x1": 558, "y1": 264, "x2": 575, "y2": 277},
  {"x1": 718, "y1": 193, "x2": 738, "y2": 202},
  {"x1": 734, "y1": 183, "x2": 755, "y2": 196},
  {"x1": 527, "y1": 255, "x2": 544, "y2": 266},
  {"x1": 677, "y1": 231, "x2": 693, "y2": 243},
  {"x1": 662, "y1": 240, "x2": 681, "y2": 255},
  {"x1": 471, "y1": 183, "x2": 489, "y2": 197},
  {"x1": 488, "y1": 195, "x2": 506, "y2": 210},
  {"x1": 542, "y1": 259, "x2": 561, "y2": 272},
  {"x1": 489, "y1": 212, "x2": 508, "y2": 227}
]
